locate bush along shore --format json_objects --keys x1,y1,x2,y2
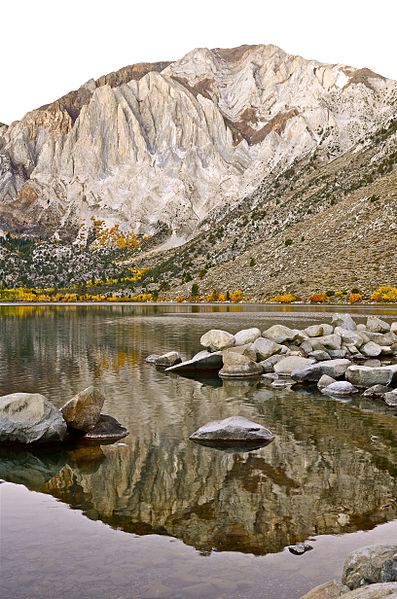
[{"x1": 147, "y1": 313, "x2": 397, "y2": 410}]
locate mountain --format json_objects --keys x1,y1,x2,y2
[{"x1": 1, "y1": 44, "x2": 397, "y2": 295}]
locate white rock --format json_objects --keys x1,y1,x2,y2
[
  {"x1": 200, "y1": 329, "x2": 235, "y2": 352},
  {"x1": 233, "y1": 328, "x2": 261, "y2": 346},
  {"x1": 274, "y1": 356, "x2": 314, "y2": 375},
  {"x1": 321, "y1": 381, "x2": 358, "y2": 396},
  {"x1": 304, "y1": 324, "x2": 333, "y2": 337},
  {"x1": 253, "y1": 337, "x2": 282, "y2": 360},
  {"x1": 361, "y1": 341, "x2": 382, "y2": 357},
  {"x1": 366, "y1": 316, "x2": 390, "y2": 333}
]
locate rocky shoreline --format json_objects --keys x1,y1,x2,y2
[{"x1": 147, "y1": 313, "x2": 397, "y2": 411}]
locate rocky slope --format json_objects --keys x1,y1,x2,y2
[{"x1": 1, "y1": 44, "x2": 397, "y2": 292}]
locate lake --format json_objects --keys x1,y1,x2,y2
[{"x1": 1, "y1": 304, "x2": 397, "y2": 599}]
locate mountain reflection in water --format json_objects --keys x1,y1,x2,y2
[{"x1": 0, "y1": 304, "x2": 396, "y2": 557}]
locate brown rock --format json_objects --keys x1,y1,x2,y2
[{"x1": 61, "y1": 386, "x2": 105, "y2": 433}]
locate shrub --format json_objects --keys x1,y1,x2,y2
[
  {"x1": 270, "y1": 293, "x2": 297, "y2": 303},
  {"x1": 285, "y1": 238, "x2": 293, "y2": 246},
  {"x1": 175, "y1": 296, "x2": 185, "y2": 303},
  {"x1": 191, "y1": 283, "x2": 199, "y2": 296},
  {"x1": 229, "y1": 289, "x2": 245, "y2": 302},
  {"x1": 310, "y1": 293, "x2": 328, "y2": 303},
  {"x1": 351, "y1": 288, "x2": 361, "y2": 295},
  {"x1": 249, "y1": 257, "x2": 256, "y2": 267},
  {"x1": 371, "y1": 286, "x2": 397, "y2": 302},
  {"x1": 326, "y1": 290, "x2": 335, "y2": 297},
  {"x1": 348, "y1": 293, "x2": 362, "y2": 303}
]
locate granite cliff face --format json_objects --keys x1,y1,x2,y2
[{"x1": 1, "y1": 44, "x2": 396, "y2": 245}]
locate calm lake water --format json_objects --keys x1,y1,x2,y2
[{"x1": 1, "y1": 304, "x2": 397, "y2": 599}]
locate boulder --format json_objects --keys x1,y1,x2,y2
[
  {"x1": 200, "y1": 329, "x2": 235, "y2": 352},
  {"x1": 321, "y1": 381, "x2": 358, "y2": 396},
  {"x1": 384, "y1": 390, "x2": 397, "y2": 407},
  {"x1": 309, "y1": 350, "x2": 331, "y2": 361},
  {"x1": 341, "y1": 583, "x2": 397, "y2": 598},
  {"x1": 331, "y1": 313, "x2": 357, "y2": 331},
  {"x1": 346, "y1": 365, "x2": 397, "y2": 388},
  {"x1": 145, "y1": 351, "x2": 181, "y2": 367},
  {"x1": 361, "y1": 341, "x2": 382, "y2": 357},
  {"x1": 357, "y1": 324, "x2": 367, "y2": 332},
  {"x1": 288, "y1": 542, "x2": 313, "y2": 555},
  {"x1": 312, "y1": 334, "x2": 342, "y2": 351},
  {"x1": 391, "y1": 322, "x2": 397, "y2": 334},
  {"x1": 253, "y1": 337, "x2": 282, "y2": 360},
  {"x1": 300, "y1": 339, "x2": 314, "y2": 354},
  {"x1": 298, "y1": 579, "x2": 349, "y2": 599},
  {"x1": 274, "y1": 356, "x2": 315, "y2": 376},
  {"x1": 61, "y1": 386, "x2": 105, "y2": 433},
  {"x1": 189, "y1": 416, "x2": 274, "y2": 446},
  {"x1": 219, "y1": 351, "x2": 262, "y2": 378},
  {"x1": 328, "y1": 349, "x2": 348, "y2": 359},
  {"x1": 367, "y1": 316, "x2": 390, "y2": 333},
  {"x1": 304, "y1": 324, "x2": 334, "y2": 337},
  {"x1": 342, "y1": 544, "x2": 397, "y2": 590},
  {"x1": 0, "y1": 393, "x2": 67, "y2": 444},
  {"x1": 259, "y1": 354, "x2": 286, "y2": 373},
  {"x1": 227, "y1": 343, "x2": 257, "y2": 361},
  {"x1": 334, "y1": 327, "x2": 365, "y2": 347},
  {"x1": 362, "y1": 385, "x2": 391, "y2": 399},
  {"x1": 317, "y1": 374, "x2": 336, "y2": 390},
  {"x1": 262, "y1": 324, "x2": 306, "y2": 344},
  {"x1": 166, "y1": 351, "x2": 223, "y2": 373},
  {"x1": 366, "y1": 332, "x2": 397, "y2": 346},
  {"x1": 292, "y1": 359, "x2": 351, "y2": 382},
  {"x1": 83, "y1": 414, "x2": 129, "y2": 442},
  {"x1": 233, "y1": 327, "x2": 261, "y2": 346}
]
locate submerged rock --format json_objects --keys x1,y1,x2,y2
[
  {"x1": 145, "y1": 351, "x2": 181, "y2": 367},
  {"x1": 342, "y1": 544, "x2": 397, "y2": 590},
  {"x1": 321, "y1": 381, "x2": 358, "y2": 397},
  {"x1": 190, "y1": 416, "x2": 274, "y2": 448},
  {"x1": 61, "y1": 386, "x2": 105, "y2": 433},
  {"x1": 362, "y1": 385, "x2": 391, "y2": 399},
  {"x1": 0, "y1": 393, "x2": 67, "y2": 444},
  {"x1": 83, "y1": 414, "x2": 129, "y2": 442},
  {"x1": 200, "y1": 329, "x2": 235, "y2": 352}
]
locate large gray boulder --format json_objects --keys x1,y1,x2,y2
[
  {"x1": 366, "y1": 331, "x2": 397, "y2": 346},
  {"x1": 190, "y1": 416, "x2": 274, "y2": 446},
  {"x1": 226, "y1": 343, "x2": 257, "y2": 361},
  {"x1": 331, "y1": 313, "x2": 357, "y2": 331},
  {"x1": 61, "y1": 386, "x2": 105, "y2": 433},
  {"x1": 219, "y1": 351, "x2": 262, "y2": 378},
  {"x1": 253, "y1": 337, "x2": 282, "y2": 360},
  {"x1": 292, "y1": 359, "x2": 351, "y2": 382},
  {"x1": 200, "y1": 329, "x2": 235, "y2": 351},
  {"x1": 298, "y1": 579, "x2": 349, "y2": 598},
  {"x1": 361, "y1": 341, "x2": 383, "y2": 357},
  {"x1": 0, "y1": 393, "x2": 67, "y2": 443},
  {"x1": 233, "y1": 327, "x2": 261, "y2": 346},
  {"x1": 274, "y1": 356, "x2": 315, "y2": 376},
  {"x1": 262, "y1": 324, "x2": 306, "y2": 344},
  {"x1": 304, "y1": 324, "x2": 334, "y2": 337},
  {"x1": 367, "y1": 316, "x2": 390, "y2": 333},
  {"x1": 342, "y1": 545, "x2": 397, "y2": 590},
  {"x1": 334, "y1": 327, "x2": 365, "y2": 347},
  {"x1": 309, "y1": 350, "x2": 331, "y2": 361},
  {"x1": 346, "y1": 365, "x2": 397, "y2": 388},
  {"x1": 165, "y1": 351, "x2": 223, "y2": 373},
  {"x1": 311, "y1": 334, "x2": 342, "y2": 351},
  {"x1": 317, "y1": 374, "x2": 337, "y2": 390}
]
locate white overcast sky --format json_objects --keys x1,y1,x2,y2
[{"x1": 1, "y1": 0, "x2": 396, "y2": 124}]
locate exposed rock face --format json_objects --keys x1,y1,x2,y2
[
  {"x1": 0, "y1": 393, "x2": 67, "y2": 443},
  {"x1": 1, "y1": 44, "x2": 396, "y2": 247},
  {"x1": 61, "y1": 386, "x2": 105, "y2": 433}
]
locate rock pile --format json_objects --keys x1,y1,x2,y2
[
  {"x1": 0, "y1": 386, "x2": 128, "y2": 445},
  {"x1": 300, "y1": 544, "x2": 397, "y2": 598},
  {"x1": 153, "y1": 314, "x2": 397, "y2": 408}
]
